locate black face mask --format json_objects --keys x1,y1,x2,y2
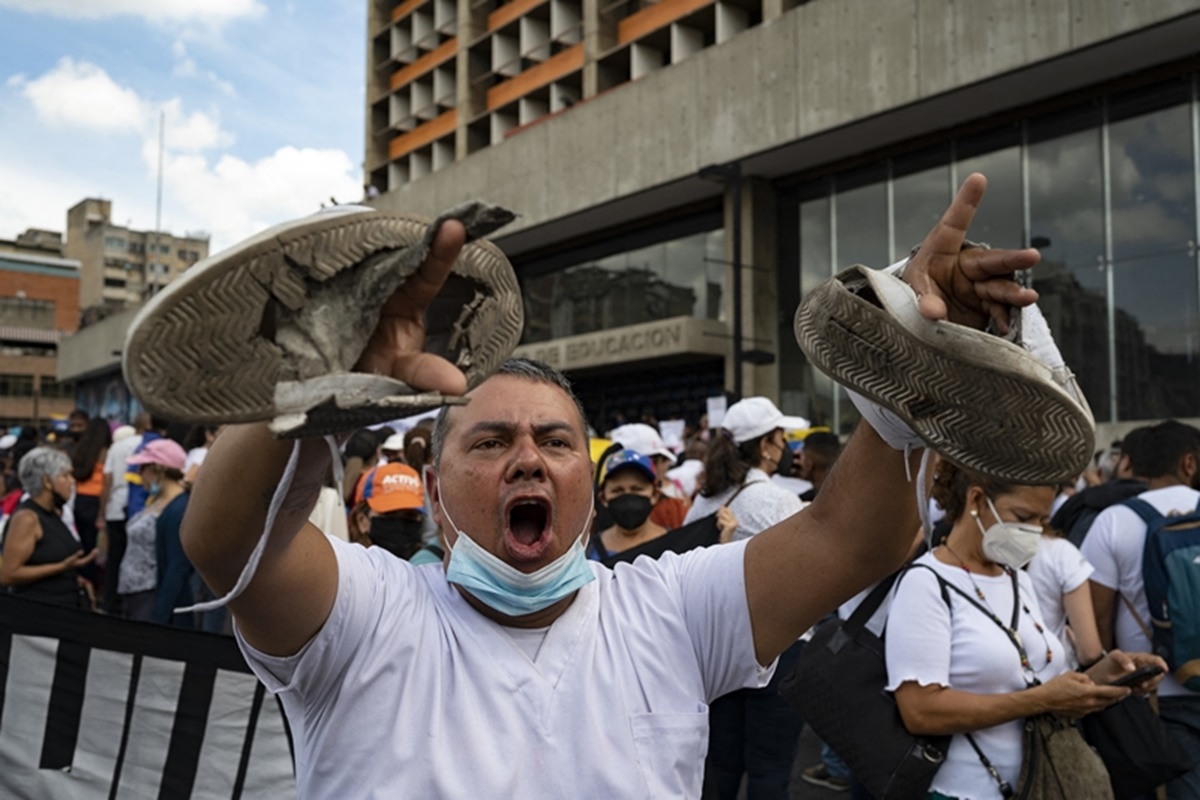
[
  {"x1": 369, "y1": 517, "x2": 426, "y2": 560},
  {"x1": 51, "y1": 490, "x2": 69, "y2": 512},
  {"x1": 774, "y1": 443, "x2": 794, "y2": 477},
  {"x1": 607, "y1": 494, "x2": 654, "y2": 531}
]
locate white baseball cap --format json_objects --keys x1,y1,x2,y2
[
  {"x1": 111, "y1": 425, "x2": 137, "y2": 443},
  {"x1": 721, "y1": 398, "x2": 810, "y2": 444},
  {"x1": 608, "y1": 423, "x2": 676, "y2": 464},
  {"x1": 382, "y1": 433, "x2": 407, "y2": 452}
]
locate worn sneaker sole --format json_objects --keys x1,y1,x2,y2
[
  {"x1": 794, "y1": 266, "x2": 1094, "y2": 484},
  {"x1": 123, "y1": 202, "x2": 523, "y2": 437}
]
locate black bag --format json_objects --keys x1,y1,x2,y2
[
  {"x1": 1080, "y1": 695, "x2": 1193, "y2": 800},
  {"x1": 780, "y1": 567, "x2": 949, "y2": 800}
]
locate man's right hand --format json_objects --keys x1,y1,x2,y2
[
  {"x1": 185, "y1": 217, "x2": 476, "y2": 658},
  {"x1": 354, "y1": 220, "x2": 468, "y2": 395}
]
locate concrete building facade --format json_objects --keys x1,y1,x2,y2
[
  {"x1": 366, "y1": 0, "x2": 1200, "y2": 441},
  {"x1": 65, "y1": 198, "x2": 209, "y2": 321}
]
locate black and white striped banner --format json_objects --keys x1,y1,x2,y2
[{"x1": 0, "y1": 595, "x2": 296, "y2": 799}]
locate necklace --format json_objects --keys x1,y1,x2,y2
[{"x1": 940, "y1": 544, "x2": 1055, "y2": 672}]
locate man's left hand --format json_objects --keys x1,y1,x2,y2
[{"x1": 902, "y1": 173, "x2": 1041, "y2": 334}]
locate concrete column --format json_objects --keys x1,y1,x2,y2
[
  {"x1": 722, "y1": 176, "x2": 780, "y2": 401},
  {"x1": 583, "y1": 0, "x2": 617, "y2": 97},
  {"x1": 455, "y1": 0, "x2": 485, "y2": 159}
]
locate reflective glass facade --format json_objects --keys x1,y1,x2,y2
[
  {"x1": 521, "y1": 228, "x2": 726, "y2": 344},
  {"x1": 784, "y1": 75, "x2": 1200, "y2": 433}
]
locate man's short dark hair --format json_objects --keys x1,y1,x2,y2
[
  {"x1": 431, "y1": 358, "x2": 590, "y2": 467},
  {"x1": 1117, "y1": 425, "x2": 1153, "y2": 479},
  {"x1": 68, "y1": 409, "x2": 89, "y2": 421},
  {"x1": 803, "y1": 431, "x2": 841, "y2": 468},
  {"x1": 1142, "y1": 420, "x2": 1200, "y2": 480}
]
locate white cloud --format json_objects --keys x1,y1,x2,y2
[
  {"x1": 6, "y1": 50, "x2": 361, "y2": 256},
  {"x1": 0, "y1": 0, "x2": 265, "y2": 25},
  {"x1": 15, "y1": 58, "x2": 233, "y2": 153},
  {"x1": 15, "y1": 58, "x2": 145, "y2": 132},
  {"x1": 160, "y1": 147, "x2": 363, "y2": 251}
]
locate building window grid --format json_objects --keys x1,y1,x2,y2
[{"x1": 802, "y1": 83, "x2": 1200, "y2": 431}]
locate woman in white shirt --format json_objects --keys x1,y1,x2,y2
[{"x1": 886, "y1": 460, "x2": 1165, "y2": 800}]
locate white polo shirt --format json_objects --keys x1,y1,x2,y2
[{"x1": 236, "y1": 537, "x2": 771, "y2": 799}]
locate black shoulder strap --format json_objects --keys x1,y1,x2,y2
[
  {"x1": 843, "y1": 543, "x2": 931, "y2": 636},
  {"x1": 842, "y1": 571, "x2": 902, "y2": 637}
]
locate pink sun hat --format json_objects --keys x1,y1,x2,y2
[{"x1": 127, "y1": 438, "x2": 187, "y2": 471}]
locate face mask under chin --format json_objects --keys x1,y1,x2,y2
[{"x1": 437, "y1": 479, "x2": 596, "y2": 618}]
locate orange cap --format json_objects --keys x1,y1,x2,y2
[{"x1": 361, "y1": 463, "x2": 425, "y2": 514}]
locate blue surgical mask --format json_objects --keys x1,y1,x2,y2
[{"x1": 438, "y1": 479, "x2": 595, "y2": 618}]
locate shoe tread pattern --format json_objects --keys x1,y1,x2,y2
[
  {"x1": 794, "y1": 274, "x2": 1093, "y2": 484},
  {"x1": 125, "y1": 209, "x2": 523, "y2": 427}
]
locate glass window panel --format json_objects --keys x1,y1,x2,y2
[
  {"x1": 893, "y1": 158, "x2": 951, "y2": 257},
  {"x1": 1027, "y1": 117, "x2": 1110, "y2": 420},
  {"x1": 793, "y1": 194, "x2": 833, "y2": 426},
  {"x1": 1109, "y1": 102, "x2": 1194, "y2": 263},
  {"x1": 1107, "y1": 99, "x2": 1197, "y2": 420},
  {"x1": 957, "y1": 145, "x2": 1023, "y2": 249},
  {"x1": 835, "y1": 167, "x2": 889, "y2": 269},
  {"x1": 799, "y1": 195, "x2": 831, "y2": 296},
  {"x1": 1113, "y1": 253, "x2": 1200, "y2": 419},
  {"x1": 520, "y1": 228, "x2": 724, "y2": 343}
]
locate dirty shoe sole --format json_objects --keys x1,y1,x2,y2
[
  {"x1": 794, "y1": 266, "x2": 1094, "y2": 484},
  {"x1": 123, "y1": 202, "x2": 523, "y2": 437}
]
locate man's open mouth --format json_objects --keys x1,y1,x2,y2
[{"x1": 505, "y1": 497, "x2": 553, "y2": 558}]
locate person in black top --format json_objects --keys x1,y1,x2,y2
[{"x1": 0, "y1": 447, "x2": 96, "y2": 608}]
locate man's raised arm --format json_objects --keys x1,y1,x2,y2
[
  {"x1": 181, "y1": 221, "x2": 469, "y2": 658},
  {"x1": 744, "y1": 174, "x2": 1051, "y2": 665}
]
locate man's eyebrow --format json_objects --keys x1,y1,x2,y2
[
  {"x1": 462, "y1": 421, "x2": 518, "y2": 439},
  {"x1": 460, "y1": 420, "x2": 579, "y2": 439},
  {"x1": 534, "y1": 421, "x2": 580, "y2": 440}
]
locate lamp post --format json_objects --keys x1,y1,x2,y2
[{"x1": 699, "y1": 161, "x2": 744, "y2": 399}]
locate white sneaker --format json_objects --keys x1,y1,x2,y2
[
  {"x1": 123, "y1": 202, "x2": 523, "y2": 436},
  {"x1": 794, "y1": 265, "x2": 1095, "y2": 484}
]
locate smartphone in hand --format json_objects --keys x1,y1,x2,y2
[{"x1": 1109, "y1": 665, "x2": 1164, "y2": 688}]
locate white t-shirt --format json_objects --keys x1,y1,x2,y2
[
  {"x1": 236, "y1": 537, "x2": 771, "y2": 799},
  {"x1": 684, "y1": 468, "x2": 805, "y2": 542},
  {"x1": 183, "y1": 446, "x2": 208, "y2": 475},
  {"x1": 1024, "y1": 536, "x2": 1093, "y2": 663},
  {"x1": 886, "y1": 553, "x2": 1068, "y2": 800},
  {"x1": 666, "y1": 459, "x2": 704, "y2": 498},
  {"x1": 1080, "y1": 484, "x2": 1200, "y2": 697},
  {"x1": 103, "y1": 434, "x2": 143, "y2": 522}
]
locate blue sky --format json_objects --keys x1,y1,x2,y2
[{"x1": 0, "y1": 0, "x2": 367, "y2": 252}]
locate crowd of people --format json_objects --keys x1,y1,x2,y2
[
  {"x1": 4, "y1": 178, "x2": 1197, "y2": 800},
  {"x1": 7, "y1": 395, "x2": 1193, "y2": 798}
]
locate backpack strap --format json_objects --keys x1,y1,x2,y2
[
  {"x1": 1119, "y1": 591, "x2": 1154, "y2": 643},
  {"x1": 1122, "y1": 497, "x2": 1162, "y2": 524}
]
